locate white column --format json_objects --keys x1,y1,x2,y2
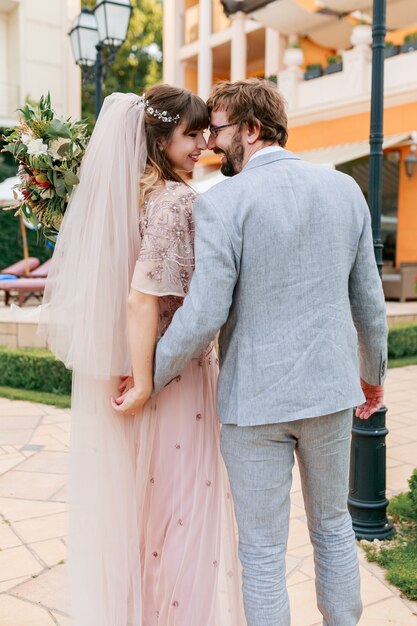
[
  {"x1": 265, "y1": 28, "x2": 279, "y2": 79},
  {"x1": 198, "y1": 0, "x2": 212, "y2": 100},
  {"x1": 231, "y1": 11, "x2": 246, "y2": 81},
  {"x1": 163, "y1": 0, "x2": 183, "y2": 87}
]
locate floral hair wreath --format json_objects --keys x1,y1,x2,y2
[{"x1": 137, "y1": 94, "x2": 181, "y2": 124}]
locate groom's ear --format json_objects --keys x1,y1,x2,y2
[{"x1": 245, "y1": 119, "x2": 261, "y2": 145}]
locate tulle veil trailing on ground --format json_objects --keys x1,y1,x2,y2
[
  {"x1": 38, "y1": 92, "x2": 246, "y2": 626},
  {"x1": 39, "y1": 93, "x2": 150, "y2": 625}
]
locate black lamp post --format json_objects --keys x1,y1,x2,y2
[
  {"x1": 347, "y1": 0, "x2": 394, "y2": 541},
  {"x1": 404, "y1": 138, "x2": 417, "y2": 178},
  {"x1": 69, "y1": 0, "x2": 132, "y2": 118}
]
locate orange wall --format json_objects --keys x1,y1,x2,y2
[
  {"x1": 287, "y1": 101, "x2": 417, "y2": 151},
  {"x1": 386, "y1": 23, "x2": 417, "y2": 46},
  {"x1": 300, "y1": 36, "x2": 334, "y2": 71},
  {"x1": 397, "y1": 146, "x2": 417, "y2": 266}
]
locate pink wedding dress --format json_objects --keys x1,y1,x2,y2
[
  {"x1": 69, "y1": 180, "x2": 245, "y2": 626},
  {"x1": 130, "y1": 180, "x2": 245, "y2": 625}
]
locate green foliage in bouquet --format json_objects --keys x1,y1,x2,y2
[{"x1": 1, "y1": 94, "x2": 89, "y2": 243}]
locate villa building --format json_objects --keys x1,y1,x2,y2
[
  {"x1": 163, "y1": 0, "x2": 417, "y2": 267},
  {"x1": 0, "y1": 0, "x2": 81, "y2": 128}
]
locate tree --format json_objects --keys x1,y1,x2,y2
[{"x1": 83, "y1": 0, "x2": 163, "y2": 128}]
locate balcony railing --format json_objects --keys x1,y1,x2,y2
[{"x1": 278, "y1": 39, "x2": 417, "y2": 121}]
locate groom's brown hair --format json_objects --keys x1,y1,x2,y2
[{"x1": 207, "y1": 78, "x2": 288, "y2": 147}]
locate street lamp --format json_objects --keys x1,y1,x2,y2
[
  {"x1": 69, "y1": 0, "x2": 133, "y2": 118},
  {"x1": 404, "y1": 134, "x2": 417, "y2": 178},
  {"x1": 94, "y1": 0, "x2": 132, "y2": 46},
  {"x1": 347, "y1": 0, "x2": 394, "y2": 541}
]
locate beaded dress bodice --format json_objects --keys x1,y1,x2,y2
[{"x1": 131, "y1": 180, "x2": 196, "y2": 336}]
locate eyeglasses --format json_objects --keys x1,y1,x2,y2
[{"x1": 208, "y1": 123, "x2": 237, "y2": 138}]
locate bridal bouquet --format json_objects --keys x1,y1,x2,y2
[{"x1": 2, "y1": 94, "x2": 89, "y2": 242}]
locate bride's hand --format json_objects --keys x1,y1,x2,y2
[{"x1": 111, "y1": 383, "x2": 153, "y2": 416}]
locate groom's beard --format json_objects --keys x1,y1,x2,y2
[{"x1": 216, "y1": 135, "x2": 245, "y2": 177}]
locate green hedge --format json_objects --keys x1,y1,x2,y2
[
  {"x1": 388, "y1": 324, "x2": 417, "y2": 359},
  {"x1": 0, "y1": 346, "x2": 71, "y2": 395},
  {"x1": 0, "y1": 323, "x2": 415, "y2": 399}
]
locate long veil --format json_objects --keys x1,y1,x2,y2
[
  {"x1": 39, "y1": 92, "x2": 147, "y2": 378},
  {"x1": 39, "y1": 93, "x2": 151, "y2": 626}
]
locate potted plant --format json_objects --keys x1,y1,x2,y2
[
  {"x1": 324, "y1": 54, "x2": 343, "y2": 75},
  {"x1": 401, "y1": 32, "x2": 417, "y2": 53},
  {"x1": 384, "y1": 41, "x2": 400, "y2": 58},
  {"x1": 304, "y1": 63, "x2": 323, "y2": 80}
]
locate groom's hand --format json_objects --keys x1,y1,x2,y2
[
  {"x1": 355, "y1": 378, "x2": 384, "y2": 420},
  {"x1": 118, "y1": 375, "x2": 134, "y2": 394}
]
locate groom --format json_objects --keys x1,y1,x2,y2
[{"x1": 153, "y1": 79, "x2": 387, "y2": 626}]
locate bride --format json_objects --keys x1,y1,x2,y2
[{"x1": 40, "y1": 85, "x2": 245, "y2": 626}]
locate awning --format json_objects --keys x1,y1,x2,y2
[
  {"x1": 245, "y1": 0, "x2": 417, "y2": 48},
  {"x1": 296, "y1": 132, "x2": 412, "y2": 167}
]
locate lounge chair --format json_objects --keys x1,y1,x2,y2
[
  {"x1": 28, "y1": 259, "x2": 52, "y2": 278},
  {"x1": 0, "y1": 257, "x2": 40, "y2": 277},
  {"x1": 0, "y1": 257, "x2": 52, "y2": 305},
  {"x1": 382, "y1": 263, "x2": 417, "y2": 302},
  {"x1": 1, "y1": 277, "x2": 47, "y2": 306}
]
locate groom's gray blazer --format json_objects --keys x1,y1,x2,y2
[{"x1": 154, "y1": 150, "x2": 388, "y2": 426}]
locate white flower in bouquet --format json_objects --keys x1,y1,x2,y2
[
  {"x1": 26, "y1": 138, "x2": 49, "y2": 157},
  {"x1": 49, "y1": 137, "x2": 70, "y2": 161},
  {"x1": 21, "y1": 132, "x2": 34, "y2": 145},
  {"x1": 40, "y1": 187, "x2": 54, "y2": 199}
]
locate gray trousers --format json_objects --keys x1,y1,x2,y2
[{"x1": 220, "y1": 409, "x2": 362, "y2": 626}]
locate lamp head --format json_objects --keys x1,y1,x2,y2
[
  {"x1": 93, "y1": 0, "x2": 132, "y2": 48},
  {"x1": 68, "y1": 7, "x2": 99, "y2": 67}
]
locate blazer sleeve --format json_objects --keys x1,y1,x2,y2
[
  {"x1": 153, "y1": 192, "x2": 240, "y2": 392},
  {"x1": 348, "y1": 195, "x2": 388, "y2": 385}
]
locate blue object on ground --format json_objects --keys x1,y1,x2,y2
[{"x1": 0, "y1": 274, "x2": 17, "y2": 281}]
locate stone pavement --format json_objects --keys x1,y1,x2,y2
[{"x1": 0, "y1": 367, "x2": 416, "y2": 626}]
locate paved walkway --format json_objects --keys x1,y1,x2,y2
[{"x1": 0, "y1": 367, "x2": 416, "y2": 625}]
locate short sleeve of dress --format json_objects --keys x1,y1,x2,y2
[{"x1": 131, "y1": 182, "x2": 195, "y2": 297}]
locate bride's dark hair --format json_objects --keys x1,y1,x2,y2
[{"x1": 140, "y1": 84, "x2": 208, "y2": 206}]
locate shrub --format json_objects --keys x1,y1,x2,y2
[
  {"x1": 0, "y1": 346, "x2": 71, "y2": 395},
  {"x1": 327, "y1": 54, "x2": 342, "y2": 65},
  {"x1": 388, "y1": 491, "x2": 413, "y2": 522},
  {"x1": 408, "y1": 469, "x2": 417, "y2": 518},
  {"x1": 404, "y1": 32, "x2": 417, "y2": 44},
  {"x1": 388, "y1": 324, "x2": 417, "y2": 359}
]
